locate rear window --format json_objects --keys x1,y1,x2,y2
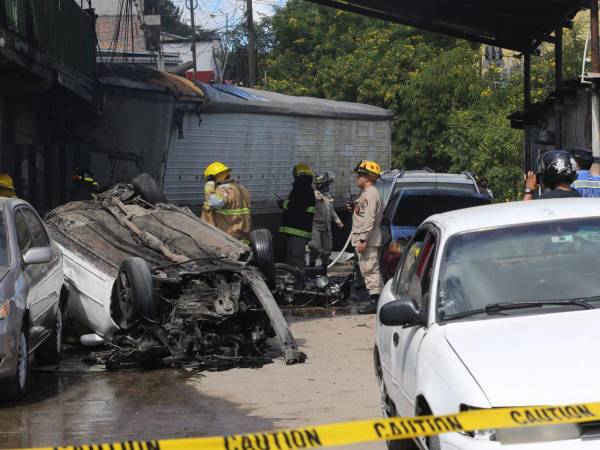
[{"x1": 392, "y1": 192, "x2": 489, "y2": 227}]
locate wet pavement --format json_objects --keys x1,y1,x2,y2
[{"x1": 0, "y1": 359, "x2": 274, "y2": 448}]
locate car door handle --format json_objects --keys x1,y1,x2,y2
[{"x1": 393, "y1": 332, "x2": 399, "y2": 347}]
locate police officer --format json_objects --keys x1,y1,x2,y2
[
  {"x1": 70, "y1": 167, "x2": 100, "y2": 201},
  {"x1": 571, "y1": 148, "x2": 600, "y2": 197},
  {"x1": 278, "y1": 163, "x2": 316, "y2": 269},
  {"x1": 309, "y1": 173, "x2": 343, "y2": 271},
  {"x1": 201, "y1": 161, "x2": 252, "y2": 243},
  {"x1": 524, "y1": 150, "x2": 581, "y2": 200},
  {"x1": 0, "y1": 173, "x2": 16, "y2": 198},
  {"x1": 351, "y1": 161, "x2": 384, "y2": 315}
]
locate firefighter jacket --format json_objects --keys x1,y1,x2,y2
[
  {"x1": 351, "y1": 184, "x2": 383, "y2": 247},
  {"x1": 279, "y1": 179, "x2": 316, "y2": 240},
  {"x1": 313, "y1": 191, "x2": 342, "y2": 233},
  {"x1": 202, "y1": 181, "x2": 252, "y2": 243}
]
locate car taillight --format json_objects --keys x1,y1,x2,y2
[{"x1": 388, "y1": 241, "x2": 404, "y2": 254}]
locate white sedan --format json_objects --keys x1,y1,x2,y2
[{"x1": 375, "y1": 199, "x2": 600, "y2": 450}]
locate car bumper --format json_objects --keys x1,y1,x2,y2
[
  {"x1": 0, "y1": 319, "x2": 19, "y2": 379},
  {"x1": 441, "y1": 433, "x2": 600, "y2": 449}
]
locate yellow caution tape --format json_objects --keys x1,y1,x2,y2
[{"x1": 20, "y1": 401, "x2": 600, "y2": 450}]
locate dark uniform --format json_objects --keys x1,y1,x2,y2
[{"x1": 279, "y1": 164, "x2": 316, "y2": 268}]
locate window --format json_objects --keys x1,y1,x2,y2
[
  {"x1": 14, "y1": 210, "x2": 32, "y2": 254},
  {"x1": 437, "y1": 218, "x2": 600, "y2": 320},
  {"x1": 22, "y1": 208, "x2": 49, "y2": 248},
  {"x1": 0, "y1": 214, "x2": 9, "y2": 266},
  {"x1": 394, "y1": 231, "x2": 437, "y2": 311}
]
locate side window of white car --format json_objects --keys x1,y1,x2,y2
[{"x1": 395, "y1": 233, "x2": 437, "y2": 311}]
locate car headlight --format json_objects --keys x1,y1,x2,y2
[
  {"x1": 0, "y1": 301, "x2": 9, "y2": 319},
  {"x1": 459, "y1": 404, "x2": 582, "y2": 444},
  {"x1": 494, "y1": 423, "x2": 581, "y2": 445},
  {"x1": 316, "y1": 275, "x2": 330, "y2": 290}
]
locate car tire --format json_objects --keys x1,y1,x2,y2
[
  {"x1": 131, "y1": 173, "x2": 167, "y2": 204},
  {"x1": 0, "y1": 329, "x2": 29, "y2": 401},
  {"x1": 114, "y1": 257, "x2": 156, "y2": 328},
  {"x1": 274, "y1": 263, "x2": 306, "y2": 290},
  {"x1": 251, "y1": 229, "x2": 276, "y2": 283},
  {"x1": 36, "y1": 307, "x2": 63, "y2": 365},
  {"x1": 427, "y1": 436, "x2": 441, "y2": 450}
]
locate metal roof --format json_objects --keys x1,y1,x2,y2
[
  {"x1": 306, "y1": 0, "x2": 587, "y2": 52},
  {"x1": 199, "y1": 83, "x2": 394, "y2": 120}
]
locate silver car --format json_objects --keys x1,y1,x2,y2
[{"x1": 0, "y1": 198, "x2": 64, "y2": 400}]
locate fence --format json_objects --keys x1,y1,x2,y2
[{"x1": 1, "y1": 0, "x2": 96, "y2": 79}]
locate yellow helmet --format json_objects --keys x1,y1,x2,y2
[
  {"x1": 0, "y1": 174, "x2": 15, "y2": 192},
  {"x1": 353, "y1": 160, "x2": 382, "y2": 179},
  {"x1": 293, "y1": 163, "x2": 314, "y2": 178},
  {"x1": 204, "y1": 161, "x2": 230, "y2": 179}
]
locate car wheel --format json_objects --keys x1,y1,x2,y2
[
  {"x1": 427, "y1": 436, "x2": 441, "y2": 450},
  {"x1": 131, "y1": 173, "x2": 167, "y2": 204},
  {"x1": 114, "y1": 257, "x2": 156, "y2": 328},
  {"x1": 251, "y1": 229, "x2": 276, "y2": 283},
  {"x1": 0, "y1": 329, "x2": 29, "y2": 401},
  {"x1": 36, "y1": 307, "x2": 63, "y2": 365},
  {"x1": 376, "y1": 356, "x2": 418, "y2": 450}
]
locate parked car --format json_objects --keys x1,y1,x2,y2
[
  {"x1": 378, "y1": 171, "x2": 491, "y2": 280},
  {"x1": 0, "y1": 199, "x2": 64, "y2": 400},
  {"x1": 375, "y1": 199, "x2": 600, "y2": 450},
  {"x1": 45, "y1": 175, "x2": 304, "y2": 370}
]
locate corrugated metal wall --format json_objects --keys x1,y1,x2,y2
[{"x1": 163, "y1": 112, "x2": 392, "y2": 214}]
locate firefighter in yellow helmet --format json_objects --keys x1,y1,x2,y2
[
  {"x1": 278, "y1": 163, "x2": 316, "y2": 268},
  {"x1": 350, "y1": 160, "x2": 384, "y2": 314},
  {"x1": 201, "y1": 162, "x2": 252, "y2": 243},
  {"x1": 0, "y1": 174, "x2": 16, "y2": 198}
]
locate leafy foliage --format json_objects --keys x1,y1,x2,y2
[{"x1": 220, "y1": 0, "x2": 586, "y2": 201}]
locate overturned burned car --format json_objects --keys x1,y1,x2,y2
[{"x1": 45, "y1": 175, "x2": 304, "y2": 370}]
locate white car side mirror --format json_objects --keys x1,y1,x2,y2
[{"x1": 23, "y1": 247, "x2": 53, "y2": 265}]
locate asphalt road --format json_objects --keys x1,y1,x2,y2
[{"x1": 0, "y1": 314, "x2": 384, "y2": 450}]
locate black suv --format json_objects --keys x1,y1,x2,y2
[{"x1": 377, "y1": 170, "x2": 492, "y2": 280}]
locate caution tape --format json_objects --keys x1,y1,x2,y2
[{"x1": 21, "y1": 401, "x2": 600, "y2": 450}]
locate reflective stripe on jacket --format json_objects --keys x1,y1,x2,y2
[
  {"x1": 201, "y1": 181, "x2": 252, "y2": 242},
  {"x1": 279, "y1": 179, "x2": 315, "y2": 240}
]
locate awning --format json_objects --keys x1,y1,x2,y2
[{"x1": 306, "y1": 0, "x2": 587, "y2": 52}]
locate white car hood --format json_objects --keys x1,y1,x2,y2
[{"x1": 444, "y1": 309, "x2": 600, "y2": 407}]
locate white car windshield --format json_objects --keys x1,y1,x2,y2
[{"x1": 437, "y1": 218, "x2": 600, "y2": 320}]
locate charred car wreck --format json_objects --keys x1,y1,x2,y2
[{"x1": 45, "y1": 175, "x2": 304, "y2": 370}]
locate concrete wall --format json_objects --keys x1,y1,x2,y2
[
  {"x1": 80, "y1": 89, "x2": 175, "y2": 186},
  {"x1": 525, "y1": 84, "x2": 591, "y2": 169}
]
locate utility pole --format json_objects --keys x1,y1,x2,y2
[
  {"x1": 591, "y1": 0, "x2": 600, "y2": 174},
  {"x1": 189, "y1": 0, "x2": 197, "y2": 80},
  {"x1": 246, "y1": 0, "x2": 256, "y2": 87}
]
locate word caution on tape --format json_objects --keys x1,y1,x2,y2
[{"x1": 21, "y1": 401, "x2": 600, "y2": 450}]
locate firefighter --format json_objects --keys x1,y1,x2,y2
[
  {"x1": 278, "y1": 163, "x2": 316, "y2": 269},
  {"x1": 351, "y1": 160, "x2": 384, "y2": 315},
  {"x1": 0, "y1": 173, "x2": 16, "y2": 198},
  {"x1": 309, "y1": 173, "x2": 343, "y2": 271},
  {"x1": 201, "y1": 161, "x2": 252, "y2": 243},
  {"x1": 70, "y1": 167, "x2": 100, "y2": 201}
]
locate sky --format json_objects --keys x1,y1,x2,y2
[{"x1": 174, "y1": 0, "x2": 287, "y2": 33}]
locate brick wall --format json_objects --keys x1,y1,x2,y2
[{"x1": 96, "y1": 15, "x2": 146, "y2": 51}]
